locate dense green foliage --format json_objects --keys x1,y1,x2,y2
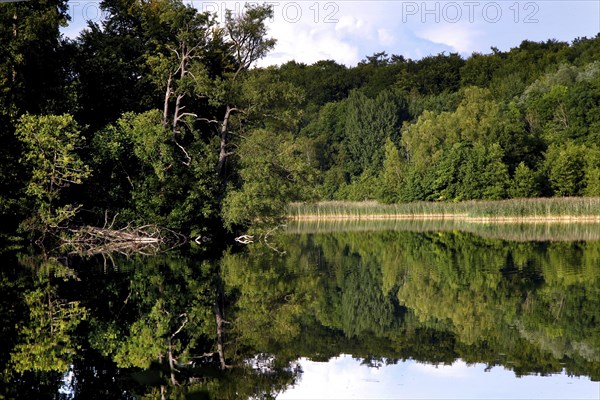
[
  {"x1": 1, "y1": 0, "x2": 599, "y2": 240},
  {"x1": 16, "y1": 114, "x2": 91, "y2": 235}
]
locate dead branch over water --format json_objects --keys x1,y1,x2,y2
[{"x1": 62, "y1": 224, "x2": 187, "y2": 256}]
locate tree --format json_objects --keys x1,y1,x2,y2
[
  {"x1": 508, "y1": 162, "x2": 540, "y2": 198},
  {"x1": 432, "y1": 143, "x2": 509, "y2": 201},
  {"x1": 344, "y1": 90, "x2": 399, "y2": 176},
  {"x1": 583, "y1": 146, "x2": 600, "y2": 196},
  {"x1": 584, "y1": 167, "x2": 600, "y2": 196},
  {"x1": 70, "y1": 1, "x2": 281, "y2": 234},
  {"x1": 378, "y1": 138, "x2": 406, "y2": 203},
  {"x1": 478, "y1": 143, "x2": 511, "y2": 200},
  {"x1": 148, "y1": 1, "x2": 216, "y2": 166},
  {"x1": 90, "y1": 110, "x2": 219, "y2": 232},
  {"x1": 457, "y1": 143, "x2": 510, "y2": 200},
  {"x1": 73, "y1": 0, "x2": 176, "y2": 131},
  {"x1": 300, "y1": 100, "x2": 348, "y2": 171},
  {"x1": 279, "y1": 59, "x2": 358, "y2": 108},
  {"x1": 431, "y1": 142, "x2": 471, "y2": 201},
  {"x1": 544, "y1": 143, "x2": 586, "y2": 196},
  {"x1": 520, "y1": 62, "x2": 600, "y2": 147},
  {"x1": 215, "y1": 4, "x2": 276, "y2": 181},
  {"x1": 395, "y1": 53, "x2": 465, "y2": 95},
  {"x1": 460, "y1": 51, "x2": 502, "y2": 88},
  {"x1": 16, "y1": 114, "x2": 90, "y2": 235},
  {"x1": 0, "y1": 0, "x2": 71, "y2": 115},
  {"x1": 222, "y1": 129, "x2": 318, "y2": 228}
]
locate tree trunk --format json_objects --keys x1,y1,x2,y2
[
  {"x1": 217, "y1": 105, "x2": 233, "y2": 181},
  {"x1": 167, "y1": 44, "x2": 193, "y2": 165},
  {"x1": 162, "y1": 74, "x2": 172, "y2": 128},
  {"x1": 172, "y1": 94, "x2": 184, "y2": 135},
  {"x1": 171, "y1": 43, "x2": 188, "y2": 135}
]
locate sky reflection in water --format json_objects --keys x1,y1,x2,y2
[{"x1": 280, "y1": 355, "x2": 599, "y2": 399}]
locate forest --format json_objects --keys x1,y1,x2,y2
[{"x1": 1, "y1": 0, "x2": 600, "y2": 241}]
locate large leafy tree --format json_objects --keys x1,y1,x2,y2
[
  {"x1": 508, "y1": 162, "x2": 540, "y2": 198},
  {"x1": 431, "y1": 142, "x2": 509, "y2": 201},
  {"x1": 378, "y1": 138, "x2": 406, "y2": 203},
  {"x1": 75, "y1": 1, "x2": 279, "y2": 232},
  {"x1": 213, "y1": 4, "x2": 276, "y2": 181},
  {"x1": 16, "y1": 114, "x2": 90, "y2": 236},
  {"x1": 90, "y1": 109, "x2": 219, "y2": 233},
  {"x1": 222, "y1": 129, "x2": 318, "y2": 228},
  {"x1": 544, "y1": 142, "x2": 587, "y2": 196},
  {"x1": 344, "y1": 90, "x2": 401, "y2": 176}
]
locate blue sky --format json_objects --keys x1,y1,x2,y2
[{"x1": 63, "y1": 1, "x2": 600, "y2": 66}]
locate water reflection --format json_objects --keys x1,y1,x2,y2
[
  {"x1": 0, "y1": 224, "x2": 598, "y2": 398},
  {"x1": 286, "y1": 220, "x2": 600, "y2": 242},
  {"x1": 279, "y1": 355, "x2": 599, "y2": 400}
]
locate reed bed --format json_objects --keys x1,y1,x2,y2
[{"x1": 288, "y1": 197, "x2": 600, "y2": 221}]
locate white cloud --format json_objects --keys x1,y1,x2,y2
[
  {"x1": 259, "y1": 18, "x2": 360, "y2": 66},
  {"x1": 258, "y1": 2, "x2": 388, "y2": 66},
  {"x1": 417, "y1": 24, "x2": 483, "y2": 54},
  {"x1": 377, "y1": 29, "x2": 395, "y2": 46},
  {"x1": 335, "y1": 15, "x2": 367, "y2": 37}
]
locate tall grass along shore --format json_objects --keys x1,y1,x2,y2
[{"x1": 288, "y1": 198, "x2": 600, "y2": 222}]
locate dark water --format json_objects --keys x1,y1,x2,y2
[{"x1": 0, "y1": 225, "x2": 599, "y2": 399}]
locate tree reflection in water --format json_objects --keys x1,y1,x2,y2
[{"x1": 0, "y1": 226, "x2": 598, "y2": 398}]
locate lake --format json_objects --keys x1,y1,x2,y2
[{"x1": 0, "y1": 222, "x2": 598, "y2": 399}]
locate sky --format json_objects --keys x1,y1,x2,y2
[
  {"x1": 277, "y1": 355, "x2": 600, "y2": 399},
  {"x1": 63, "y1": 0, "x2": 600, "y2": 66}
]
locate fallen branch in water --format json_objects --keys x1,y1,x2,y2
[
  {"x1": 62, "y1": 224, "x2": 187, "y2": 256},
  {"x1": 68, "y1": 224, "x2": 163, "y2": 243}
]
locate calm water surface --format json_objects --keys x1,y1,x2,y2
[{"x1": 0, "y1": 223, "x2": 598, "y2": 399}]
